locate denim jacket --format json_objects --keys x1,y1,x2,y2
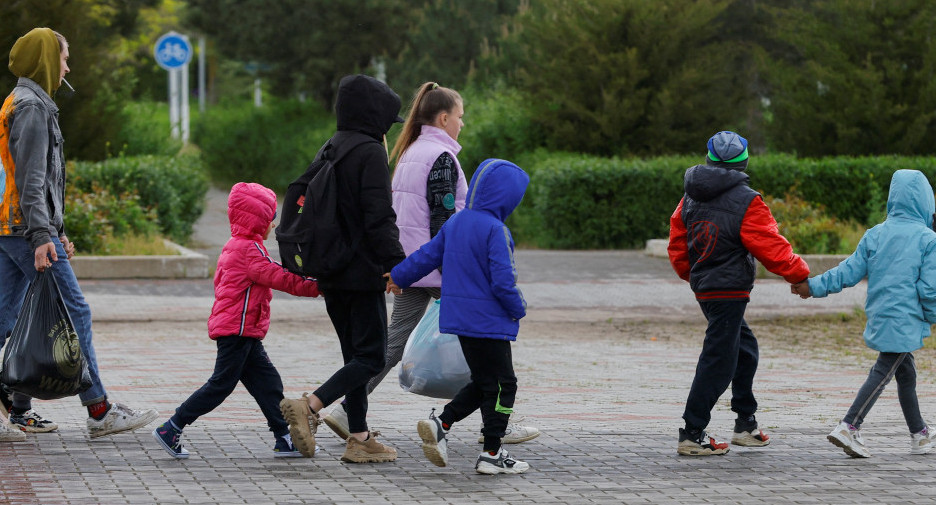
[{"x1": 0, "y1": 77, "x2": 66, "y2": 250}]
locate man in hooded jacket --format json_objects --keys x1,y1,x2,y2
[
  {"x1": 0, "y1": 28, "x2": 158, "y2": 439},
  {"x1": 280, "y1": 74, "x2": 406, "y2": 463}
]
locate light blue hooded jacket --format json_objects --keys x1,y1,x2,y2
[
  {"x1": 391, "y1": 159, "x2": 529, "y2": 340},
  {"x1": 808, "y1": 169, "x2": 936, "y2": 352}
]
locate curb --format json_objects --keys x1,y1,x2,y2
[
  {"x1": 71, "y1": 240, "x2": 210, "y2": 279},
  {"x1": 644, "y1": 239, "x2": 847, "y2": 279}
]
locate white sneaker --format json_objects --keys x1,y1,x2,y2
[
  {"x1": 911, "y1": 425, "x2": 934, "y2": 455},
  {"x1": 475, "y1": 447, "x2": 530, "y2": 474},
  {"x1": 827, "y1": 421, "x2": 870, "y2": 458},
  {"x1": 477, "y1": 418, "x2": 541, "y2": 444},
  {"x1": 0, "y1": 419, "x2": 26, "y2": 442},
  {"x1": 87, "y1": 403, "x2": 158, "y2": 439},
  {"x1": 323, "y1": 406, "x2": 350, "y2": 441}
]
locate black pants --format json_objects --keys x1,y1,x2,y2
[
  {"x1": 315, "y1": 289, "x2": 387, "y2": 434},
  {"x1": 172, "y1": 336, "x2": 288, "y2": 438},
  {"x1": 683, "y1": 300, "x2": 759, "y2": 431},
  {"x1": 440, "y1": 337, "x2": 517, "y2": 452}
]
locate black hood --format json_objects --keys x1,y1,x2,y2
[
  {"x1": 684, "y1": 164, "x2": 750, "y2": 202},
  {"x1": 335, "y1": 74, "x2": 403, "y2": 139}
]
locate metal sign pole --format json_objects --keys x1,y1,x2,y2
[{"x1": 169, "y1": 69, "x2": 180, "y2": 139}]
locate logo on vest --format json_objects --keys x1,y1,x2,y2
[{"x1": 690, "y1": 221, "x2": 719, "y2": 263}]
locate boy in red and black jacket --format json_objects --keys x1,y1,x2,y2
[{"x1": 667, "y1": 131, "x2": 809, "y2": 456}]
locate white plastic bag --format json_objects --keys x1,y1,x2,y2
[{"x1": 398, "y1": 299, "x2": 471, "y2": 399}]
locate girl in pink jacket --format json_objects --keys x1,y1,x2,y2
[{"x1": 152, "y1": 182, "x2": 319, "y2": 459}]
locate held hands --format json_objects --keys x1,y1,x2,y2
[
  {"x1": 383, "y1": 273, "x2": 402, "y2": 295},
  {"x1": 791, "y1": 281, "x2": 811, "y2": 299}
]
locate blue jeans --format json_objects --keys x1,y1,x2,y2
[{"x1": 0, "y1": 236, "x2": 106, "y2": 406}]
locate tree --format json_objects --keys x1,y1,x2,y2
[
  {"x1": 490, "y1": 0, "x2": 761, "y2": 157},
  {"x1": 0, "y1": 0, "x2": 160, "y2": 160},
  {"x1": 186, "y1": 0, "x2": 410, "y2": 106},
  {"x1": 764, "y1": 0, "x2": 936, "y2": 156},
  {"x1": 384, "y1": 0, "x2": 522, "y2": 100}
]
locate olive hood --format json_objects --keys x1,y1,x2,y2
[{"x1": 8, "y1": 28, "x2": 61, "y2": 97}]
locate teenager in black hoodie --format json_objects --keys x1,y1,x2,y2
[{"x1": 281, "y1": 75, "x2": 406, "y2": 463}]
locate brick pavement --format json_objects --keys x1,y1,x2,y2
[{"x1": 2, "y1": 272, "x2": 936, "y2": 505}]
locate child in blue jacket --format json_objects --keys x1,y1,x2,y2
[
  {"x1": 387, "y1": 158, "x2": 530, "y2": 474},
  {"x1": 793, "y1": 169, "x2": 936, "y2": 457}
]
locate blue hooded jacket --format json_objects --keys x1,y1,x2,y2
[
  {"x1": 808, "y1": 169, "x2": 936, "y2": 352},
  {"x1": 391, "y1": 159, "x2": 529, "y2": 340}
]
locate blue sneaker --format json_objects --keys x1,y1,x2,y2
[
  {"x1": 274, "y1": 434, "x2": 304, "y2": 458},
  {"x1": 152, "y1": 421, "x2": 189, "y2": 459}
]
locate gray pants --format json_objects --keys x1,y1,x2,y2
[
  {"x1": 843, "y1": 352, "x2": 925, "y2": 433},
  {"x1": 365, "y1": 287, "x2": 441, "y2": 394}
]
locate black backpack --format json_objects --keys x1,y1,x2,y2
[{"x1": 275, "y1": 142, "x2": 367, "y2": 278}]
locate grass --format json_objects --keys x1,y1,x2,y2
[{"x1": 94, "y1": 233, "x2": 179, "y2": 256}]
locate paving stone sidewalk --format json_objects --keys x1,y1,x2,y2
[{"x1": 3, "y1": 187, "x2": 929, "y2": 505}]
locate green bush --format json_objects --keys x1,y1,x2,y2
[
  {"x1": 193, "y1": 98, "x2": 334, "y2": 192},
  {"x1": 456, "y1": 85, "x2": 544, "y2": 178},
  {"x1": 513, "y1": 152, "x2": 936, "y2": 250},
  {"x1": 112, "y1": 101, "x2": 184, "y2": 157},
  {"x1": 69, "y1": 154, "x2": 209, "y2": 244},
  {"x1": 64, "y1": 181, "x2": 159, "y2": 254},
  {"x1": 764, "y1": 192, "x2": 865, "y2": 254}
]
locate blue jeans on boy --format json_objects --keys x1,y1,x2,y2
[
  {"x1": 843, "y1": 352, "x2": 925, "y2": 433},
  {"x1": 683, "y1": 300, "x2": 759, "y2": 431},
  {"x1": 0, "y1": 236, "x2": 107, "y2": 406}
]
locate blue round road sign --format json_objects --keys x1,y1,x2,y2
[{"x1": 154, "y1": 32, "x2": 192, "y2": 70}]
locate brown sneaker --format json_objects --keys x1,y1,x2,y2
[
  {"x1": 340, "y1": 431, "x2": 398, "y2": 463},
  {"x1": 279, "y1": 393, "x2": 320, "y2": 457}
]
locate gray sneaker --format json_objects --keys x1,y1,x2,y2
[
  {"x1": 417, "y1": 409, "x2": 448, "y2": 467},
  {"x1": 87, "y1": 403, "x2": 158, "y2": 439},
  {"x1": 827, "y1": 421, "x2": 870, "y2": 458}
]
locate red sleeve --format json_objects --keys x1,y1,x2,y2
[
  {"x1": 245, "y1": 242, "x2": 320, "y2": 297},
  {"x1": 667, "y1": 198, "x2": 691, "y2": 282},
  {"x1": 740, "y1": 196, "x2": 810, "y2": 283}
]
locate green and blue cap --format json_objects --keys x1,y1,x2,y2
[{"x1": 706, "y1": 131, "x2": 749, "y2": 171}]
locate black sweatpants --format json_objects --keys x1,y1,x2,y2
[
  {"x1": 682, "y1": 300, "x2": 759, "y2": 431},
  {"x1": 172, "y1": 336, "x2": 288, "y2": 438},
  {"x1": 315, "y1": 289, "x2": 387, "y2": 434},
  {"x1": 439, "y1": 337, "x2": 517, "y2": 452}
]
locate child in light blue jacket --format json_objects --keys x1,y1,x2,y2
[{"x1": 793, "y1": 169, "x2": 936, "y2": 458}]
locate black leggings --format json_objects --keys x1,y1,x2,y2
[{"x1": 315, "y1": 289, "x2": 387, "y2": 434}]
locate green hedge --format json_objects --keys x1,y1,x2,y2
[
  {"x1": 193, "y1": 98, "x2": 334, "y2": 192},
  {"x1": 514, "y1": 153, "x2": 936, "y2": 249},
  {"x1": 68, "y1": 154, "x2": 208, "y2": 245}
]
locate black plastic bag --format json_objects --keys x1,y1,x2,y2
[{"x1": 1, "y1": 270, "x2": 91, "y2": 400}]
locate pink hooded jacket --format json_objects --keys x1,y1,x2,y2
[
  {"x1": 207, "y1": 182, "x2": 319, "y2": 339},
  {"x1": 392, "y1": 125, "x2": 467, "y2": 287}
]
